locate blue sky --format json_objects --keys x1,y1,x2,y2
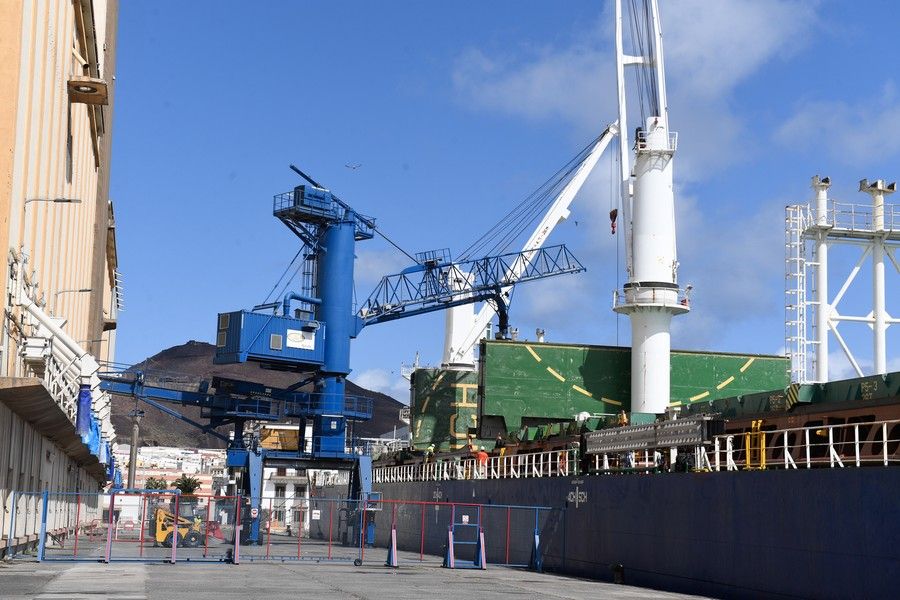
[{"x1": 111, "y1": 1, "x2": 899, "y2": 401}]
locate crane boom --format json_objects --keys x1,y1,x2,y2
[
  {"x1": 359, "y1": 244, "x2": 585, "y2": 328},
  {"x1": 443, "y1": 123, "x2": 619, "y2": 366}
]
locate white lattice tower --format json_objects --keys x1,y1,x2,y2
[{"x1": 785, "y1": 176, "x2": 899, "y2": 383}]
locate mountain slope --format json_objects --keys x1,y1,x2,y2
[{"x1": 109, "y1": 341, "x2": 405, "y2": 449}]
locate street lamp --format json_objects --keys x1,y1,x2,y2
[
  {"x1": 53, "y1": 288, "x2": 92, "y2": 314},
  {"x1": 127, "y1": 409, "x2": 145, "y2": 489}
]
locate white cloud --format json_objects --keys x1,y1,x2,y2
[
  {"x1": 352, "y1": 368, "x2": 411, "y2": 404},
  {"x1": 355, "y1": 247, "x2": 410, "y2": 288},
  {"x1": 453, "y1": 1, "x2": 819, "y2": 177},
  {"x1": 670, "y1": 190, "x2": 786, "y2": 349},
  {"x1": 826, "y1": 350, "x2": 900, "y2": 381},
  {"x1": 453, "y1": 41, "x2": 613, "y2": 132},
  {"x1": 661, "y1": 1, "x2": 817, "y2": 100},
  {"x1": 774, "y1": 83, "x2": 900, "y2": 166}
]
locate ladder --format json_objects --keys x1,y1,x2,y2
[
  {"x1": 785, "y1": 205, "x2": 809, "y2": 383},
  {"x1": 744, "y1": 419, "x2": 767, "y2": 470}
]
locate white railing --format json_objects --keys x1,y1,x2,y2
[
  {"x1": 372, "y1": 448, "x2": 580, "y2": 484},
  {"x1": 796, "y1": 201, "x2": 899, "y2": 234},
  {"x1": 589, "y1": 449, "x2": 668, "y2": 473},
  {"x1": 374, "y1": 419, "x2": 900, "y2": 483},
  {"x1": 830, "y1": 201, "x2": 898, "y2": 233},
  {"x1": 635, "y1": 129, "x2": 678, "y2": 153},
  {"x1": 353, "y1": 437, "x2": 410, "y2": 458},
  {"x1": 710, "y1": 419, "x2": 900, "y2": 471}
]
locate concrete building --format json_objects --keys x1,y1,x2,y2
[
  {"x1": 0, "y1": 0, "x2": 121, "y2": 555},
  {"x1": 111, "y1": 445, "x2": 226, "y2": 496}
]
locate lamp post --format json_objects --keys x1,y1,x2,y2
[
  {"x1": 53, "y1": 288, "x2": 92, "y2": 314},
  {"x1": 127, "y1": 409, "x2": 145, "y2": 489}
]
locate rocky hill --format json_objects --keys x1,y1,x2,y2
[{"x1": 109, "y1": 341, "x2": 406, "y2": 449}]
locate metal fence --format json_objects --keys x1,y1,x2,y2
[{"x1": 5, "y1": 490, "x2": 556, "y2": 570}]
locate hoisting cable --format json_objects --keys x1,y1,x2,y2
[
  {"x1": 627, "y1": 0, "x2": 659, "y2": 124},
  {"x1": 458, "y1": 138, "x2": 597, "y2": 260},
  {"x1": 613, "y1": 144, "x2": 621, "y2": 346},
  {"x1": 457, "y1": 133, "x2": 604, "y2": 262},
  {"x1": 289, "y1": 164, "x2": 421, "y2": 265},
  {"x1": 373, "y1": 229, "x2": 420, "y2": 265},
  {"x1": 260, "y1": 248, "x2": 304, "y2": 306}
]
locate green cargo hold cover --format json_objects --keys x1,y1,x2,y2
[{"x1": 476, "y1": 340, "x2": 789, "y2": 434}]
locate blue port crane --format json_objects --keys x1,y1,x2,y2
[{"x1": 101, "y1": 166, "x2": 585, "y2": 551}]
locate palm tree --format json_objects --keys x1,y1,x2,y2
[
  {"x1": 144, "y1": 476, "x2": 168, "y2": 490},
  {"x1": 171, "y1": 473, "x2": 201, "y2": 496}
]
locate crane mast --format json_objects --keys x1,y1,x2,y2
[{"x1": 613, "y1": 0, "x2": 689, "y2": 418}]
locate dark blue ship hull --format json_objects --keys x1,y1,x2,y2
[{"x1": 373, "y1": 468, "x2": 899, "y2": 600}]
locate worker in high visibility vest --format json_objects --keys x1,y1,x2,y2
[{"x1": 476, "y1": 446, "x2": 489, "y2": 479}]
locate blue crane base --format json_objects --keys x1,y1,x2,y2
[{"x1": 227, "y1": 448, "x2": 372, "y2": 545}]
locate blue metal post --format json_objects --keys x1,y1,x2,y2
[
  {"x1": 37, "y1": 491, "x2": 49, "y2": 561},
  {"x1": 247, "y1": 451, "x2": 263, "y2": 543},
  {"x1": 314, "y1": 217, "x2": 357, "y2": 455},
  {"x1": 7, "y1": 490, "x2": 17, "y2": 558}
]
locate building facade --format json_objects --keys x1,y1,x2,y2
[{"x1": 0, "y1": 0, "x2": 121, "y2": 555}]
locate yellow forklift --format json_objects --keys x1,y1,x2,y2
[{"x1": 152, "y1": 502, "x2": 203, "y2": 548}]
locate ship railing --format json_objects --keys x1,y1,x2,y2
[
  {"x1": 372, "y1": 448, "x2": 579, "y2": 484},
  {"x1": 711, "y1": 418, "x2": 900, "y2": 472},
  {"x1": 798, "y1": 200, "x2": 899, "y2": 234},
  {"x1": 589, "y1": 450, "x2": 667, "y2": 474}
]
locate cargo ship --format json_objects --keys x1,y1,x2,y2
[{"x1": 367, "y1": 342, "x2": 899, "y2": 599}]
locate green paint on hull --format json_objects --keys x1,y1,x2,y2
[
  {"x1": 478, "y1": 340, "x2": 790, "y2": 432},
  {"x1": 409, "y1": 368, "x2": 485, "y2": 452},
  {"x1": 410, "y1": 340, "x2": 789, "y2": 449}
]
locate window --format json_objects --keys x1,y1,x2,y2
[
  {"x1": 276, "y1": 467, "x2": 286, "y2": 477},
  {"x1": 274, "y1": 484, "x2": 285, "y2": 498},
  {"x1": 270, "y1": 333, "x2": 283, "y2": 350}
]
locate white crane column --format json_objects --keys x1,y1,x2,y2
[
  {"x1": 615, "y1": 119, "x2": 687, "y2": 415},
  {"x1": 860, "y1": 179, "x2": 894, "y2": 375},
  {"x1": 613, "y1": 0, "x2": 688, "y2": 417},
  {"x1": 812, "y1": 176, "x2": 831, "y2": 382}
]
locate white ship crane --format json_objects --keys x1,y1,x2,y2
[
  {"x1": 442, "y1": 124, "x2": 619, "y2": 368},
  {"x1": 612, "y1": 0, "x2": 689, "y2": 416}
]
